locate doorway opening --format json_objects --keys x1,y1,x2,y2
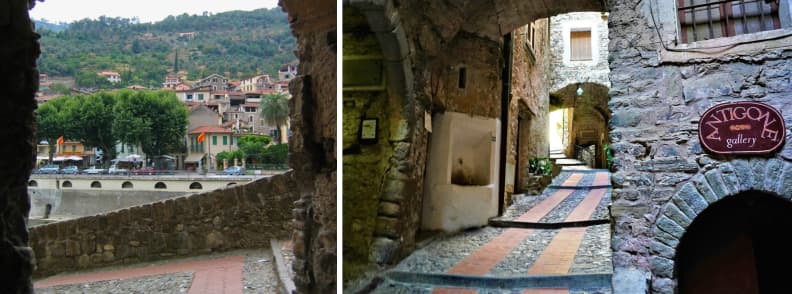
[
  {"x1": 549, "y1": 108, "x2": 570, "y2": 153},
  {"x1": 676, "y1": 191, "x2": 792, "y2": 294}
]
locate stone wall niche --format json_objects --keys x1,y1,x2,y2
[{"x1": 422, "y1": 111, "x2": 500, "y2": 232}]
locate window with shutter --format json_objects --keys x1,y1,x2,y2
[{"x1": 570, "y1": 30, "x2": 592, "y2": 61}]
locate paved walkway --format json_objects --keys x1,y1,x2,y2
[
  {"x1": 372, "y1": 164, "x2": 613, "y2": 293},
  {"x1": 34, "y1": 246, "x2": 290, "y2": 294}
]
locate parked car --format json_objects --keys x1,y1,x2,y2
[
  {"x1": 82, "y1": 166, "x2": 106, "y2": 175},
  {"x1": 108, "y1": 164, "x2": 130, "y2": 175},
  {"x1": 37, "y1": 164, "x2": 60, "y2": 174},
  {"x1": 61, "y1": 166, "x2": 79, "y2": 174},
  {"x1": 222, "y1": 166, "x2": 245, "y2": 176},
  {"x1": 131, "y1": 167, "x2": 155, "y2": 175}
]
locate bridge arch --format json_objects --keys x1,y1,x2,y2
[
  {"x1": 28, "y1": 180, "x2": 37, "y2": 187},
  {"x1": 62, "y1": 181, "x2": 72, "y2": 188},
  {"x1": 189, "y1": 182, "x2": 203, "y2": 190},
  {"x1": 154, "y1": 182, "x2": 167, "y2": 189},
  {"x1": 90, "y1": 181, "x2": 101, "y2": 188},
  {"x1": 122, "y1": 181, "x2": 133, "y2": 189}
]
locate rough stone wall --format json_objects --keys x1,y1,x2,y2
[
  {"x1": 509, "y1": 19, "x2": 552, "y2": 194},
  {"x1": 0, "y1": 1, "x2": 39, "y2": 292},
  {"x1": 342, "y1": 4, "x2": 429, "y2": 286},
  {"x1": 28, "y1": 174, "x2": 298, "y2": 278},
  {"x1": 607, "y1": 0, "x2": 792, "y2": 293},
  {"x1": 549, "y1": 12, "x2": 610, "y2": 93},
  {"x1": 280, "y1": 1, "x2": 337, "y2": 293},
  {"x1": 341, "y1": 9, "x2": 391, "y2": 281}
]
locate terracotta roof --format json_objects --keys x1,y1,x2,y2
[
  {"x1": 188, "y1": 126, "x2": 233, "y2": 134},
  {"x1": 245, "y1": 89, "x2": 278, "y2": 95}
]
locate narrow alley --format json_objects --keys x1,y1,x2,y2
[{"x1": 367, "y1": 154, "x2": 612, "y2": 293}]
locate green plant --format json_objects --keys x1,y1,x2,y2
[
  {"x1": 603, "y1": 143, "x2": 614, "y2": 170},
  {"x1": 529, "y1": 157, "x2": 553, "y2": 176}
]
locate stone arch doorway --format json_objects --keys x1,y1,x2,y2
[
  {"x1": 549, "y1": 82, "x2": 611, "y2": 168},
  {"x1": 652, "y1": 158, "x2": 792, "y2": 293},
  {"x1": 676, "y1": 191, "x2": 792, "y2": 294}
]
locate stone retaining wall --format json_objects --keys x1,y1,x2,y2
[{"x1": 28, "y1": 173, "x2": 298, "y2": 278}]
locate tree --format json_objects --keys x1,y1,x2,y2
[
  {"x1": 113, "y1": 90, "x2": 188, "y2": 157},
  {"x1": 261, "y1": 144, "x2": 288, "y2": 166},
  {"x1": 36, "y1": 97, "x2": 69, "y2": 161},
  {"x1": 237, "y1": 134, "x2": 272, "y2": 163},
  {"x1": 48, "y1": 83, "x2": 71, "y2": 95},
  {"x1": 260, "y1": 93, "x2": 289, "y2": 144},
  {"x1": 216, "y1": 150, "x2": 244, "y2": 168},
  {"x1": 67, "y1": 92, "x2": 118, "y2": 163}
]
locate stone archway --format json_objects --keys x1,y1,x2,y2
[
  {"x1": 675, "y1": 191, "x2": 792, "y2": 293},
  {"x1": 343, "y1": 1, "x2": 426, "y2": 284},
  {"x1": 651, "y1": 158, "x2": 792, "y2": 292},
  {"x1": 549, "y1": 82, "x2": 610, "y2": 168}
]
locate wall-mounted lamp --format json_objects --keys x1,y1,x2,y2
[{"x1": 576, "y1": 84, "x2": 584, "y2": 96}]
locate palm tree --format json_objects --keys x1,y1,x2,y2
[{"x1": 260, "y1": 93, "x2": 289, "y2": 144}]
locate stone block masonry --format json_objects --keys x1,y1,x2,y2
[
  {"x1": 607, "y1": 0, "x2": 792, "y2": 292},
  {"x1": 28, "y1": 173, "x2": 298, "y2": 278}
]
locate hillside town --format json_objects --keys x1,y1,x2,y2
[{"x1": 34, "y1": 64, "x2": 296, "y2": 174}]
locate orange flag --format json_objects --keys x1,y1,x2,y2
[
  {"x1": 197, "y1": 132, "x2": 206, "y2": 143},
  {"x1": 57, "y1": 135, "x2": 64, "y2": 145}
]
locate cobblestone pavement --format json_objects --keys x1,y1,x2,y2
[
  {"x1": 35, "y1": 246, "x2": 287, "y2": 294},
  {"x1": 374, "y1": 167, "x2": 613, "y2": 293}
]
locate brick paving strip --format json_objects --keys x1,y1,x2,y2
[
  {"x1": 430, "y1": 172, "x2": 609, "y2": 294},
  {"x1": 431, "y1": 173, "x2": 585, "y2": 293},
  {"x1": 527, "y1": 188, "x2": 607, "y2": 275},
  {"x1": 34, "y1": 255, "x2": 245, "y2": 294}
]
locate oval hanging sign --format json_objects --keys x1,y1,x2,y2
[{"x1": 699, "y1": 101, "x2": 786, "y2": 155}]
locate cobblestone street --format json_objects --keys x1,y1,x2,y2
[{"x1": 370, "y1": 165, "x2": 613, "y2": 293}]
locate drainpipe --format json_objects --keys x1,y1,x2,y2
[{"x1": 498, "y1": 32, "x2": 513, "y2": 216}]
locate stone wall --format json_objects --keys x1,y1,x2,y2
[
  {"x1": 607, "y1": 0, "x2": 792, "y2": 293},
  {"x1": 509, "y1": 19, "x2": 552, "y2": 195},
  {"x1": 342, "y1": 4, "x2": 430, "y2": 286},
  {"x1": 28, "y1": 174, "x2": 298, "y2": 278},
  {"x1": 0, "y1": 0, "x2": 40, "y2": 292},
  {"x1": 30, "y1": 189, "x2": 187, "y2": 219},
  {"x1": 280, "y1": 1, "x2": 337, "y2": 293}
]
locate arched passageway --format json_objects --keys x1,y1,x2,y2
[
  {"x1": 549, "y1": 82, "x2": 611, "y2": 168},
  {"x1": 676, "y1": 192, "x2": 792, "y2": 294},
  {"x1": 343, "y1": 0, "x2": 610, "y2": 289}
]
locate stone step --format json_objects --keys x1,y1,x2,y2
[
  {"x1": 371, "y1": 271, "x2": 613, "y2": 293},
  {"x1": 554, "y1": 158, "x2": 585, "y2": 166}
]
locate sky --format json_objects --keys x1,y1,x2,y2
[{"x1": 29, "y1": 0, "x2": 280, "y2": 23}]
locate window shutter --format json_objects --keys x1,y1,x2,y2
[{"x1": 570, "y1": 30, "x2": 592, "y2": 61}]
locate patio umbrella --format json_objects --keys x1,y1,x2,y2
[
  {"x1": 68, "y1": 155, "x2": 83, "y2": 161},
  {"x1": 52, "y1": 156, "x2": 66, "y2": 162}
]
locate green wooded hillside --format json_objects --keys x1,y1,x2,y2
[{"x1": 36, "y1": 8, "x2": 296, "y2": 89}]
